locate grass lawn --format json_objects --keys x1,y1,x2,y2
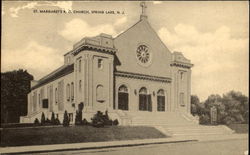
[
  {"x1": 0, "y1": 126, "x2": 167, "y2": 147},
  {"x1": 227, "y1": 124, "x2": 249, "y2": 133}
]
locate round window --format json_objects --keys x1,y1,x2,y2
[{"x1": 136, "y1": 45, "x2": 150, "y2": 64}]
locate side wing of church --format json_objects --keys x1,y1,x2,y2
[{"x1": 20, "y1": 3, "x2": 196, "y2": 125}]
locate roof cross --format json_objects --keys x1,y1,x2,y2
[{"x1": 140, "y1": 2, "x2": 147, "y2": 16}]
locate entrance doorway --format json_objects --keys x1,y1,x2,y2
[
  {"x1": 139, "y1": 87, "x2": 152, "y2": 111},
  {"x1": 118, "y1": 85, "x2": 129, "y2": 110},
  {"x1": 157, "y1": 89, "x2": 165, "y2": 111}
]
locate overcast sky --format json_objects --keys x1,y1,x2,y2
[{"x1": 2, "y1": 1, "x2": 249, "y2": 101}]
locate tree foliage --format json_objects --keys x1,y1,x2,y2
[
  {"x1": 1, "y1": 69, "x2": 33, "y2": 123},
  {"x1": 191, "y1": 91, "x2": 249, "y2": 125},
  {"x1": 63, "y1": 110, "x2": 70, "y2": 127},
  {"x1": 41, "y1": 112, "x2": 46, "y2": 125}
]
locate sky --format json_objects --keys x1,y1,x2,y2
[{"x1": 1, "y1": 1, "x2": 249, "y2": 101}]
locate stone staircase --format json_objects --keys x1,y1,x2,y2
[
  {"x1": 160, "y1": 124, "x2": 234, "y2": 136},
  {"x1": 122, "y1": 111, "x2": 234, "y2": 136},
  {"x1": 124, "y1": 111, "x2": 197, "y2": 126}
]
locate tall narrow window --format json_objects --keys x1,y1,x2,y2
[
  {"x1": 66, "y1": 84, "x2": 70, "y2": 101},
  {"x1": 157, "y1": 89, "x2": 165, "y2": 111},
  {"x1": 79, "y1": 80, "x2": 82, "y2": 92},
  {"x1": 98, "y1": 59, "x2": 103, "y2": 69},
  {"x1": 33, "y1": 91, "x2": 37, "y2": 112},
  {"x1": 79, "y1": 59, "x2": 81, "y2": 72},
  {"x1": 96, "y1": 85, "x2": 105, "y2": 102},
  {"x1": 67, "y1": 57, "x2": 70, "y2": 64},
  {"x1": 38, "y1": 93, "x2": 41, "y2": 108},
  {"x1": 55, "y1": 88, "x2": 58, "y2": 105},
  {"x1": 180, "y1": 92, "x2": 185, "y2": 106},
  {"x1": 71, "y1": 82, "x2": 74, "y2": 101}
]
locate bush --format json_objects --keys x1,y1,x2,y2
[
  {"x1": 199, "y1": 114, "x2": 210, "y2": 125},
  {"x1": 63, "y1": 110, "x2": 70, "y2": 127},
  {"x1": 223, "y1": 116, "x2": 236, "y2": 125},
  {"x1": 103, "y1": 110, "x2": 113, "y2": 125},
  {"x1": 34, "y1": 118, "x2": 40, "y2": 125},
  {"x1": 91, "y1": 111, "x2": 117, "y2": 127},
  {"x1": 55, "y1": 118, "x2": 61, "y2": 125},
  {"x1": 51, "y1": 112, "x2": 56, "y2": 125},
  {"x1": 75, "y1": 110, "x2": 82, "y2": 125},
  {"x1": 41, "y1": 112, "x2": 46, "y2": 125},
  {"x1": 113, "y1": 119, "x2": 119, "y2": 126},
  {"x1": 82, "y1": 118, "x2": 89, "y2": 125},
  {"x1": 45, "y1": 118, "x2": 51, "y2": 124},
  {"x1": 91, "y1": 111, "x2": 105, "y2": 128}
]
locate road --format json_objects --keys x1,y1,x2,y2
[{"x1": 35, "y1": 138, "x2": 248, "y2": 155}]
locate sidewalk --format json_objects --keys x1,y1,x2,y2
[{"x1": 0, "y1": 133, "x2": 248, "y2": 154}]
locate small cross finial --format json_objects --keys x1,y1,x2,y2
[
  {"x1": 140, "y1": 1, "x2": 147, "y2": 20},
  {"x1": 140, "y1": 1, "x2": 147, "y2": 15}
]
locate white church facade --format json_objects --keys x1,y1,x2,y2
[{"x1": 20, "y1": 3, "x2": 196, "y2": 125}]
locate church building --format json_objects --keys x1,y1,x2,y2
[{"x1": 20, "y1": 2, "x2": 196, "y2": 125}]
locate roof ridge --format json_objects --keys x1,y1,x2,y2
[
  {"x1": 37, "y1": 65, "x2": 68, "y2": 82},
  {"x1": 143, "y1": 20, "x2": 172, "y2": 54},
  {"x1": 114, "y1": 19, "x2": 143, "y2": 39}
]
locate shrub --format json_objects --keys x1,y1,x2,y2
[
  {"x1": 55, "y1": 118, "x2": 61, "y2": 125},
  {"x1": 45, "y1": 118, "x2": 51, "y2": 125},
  {"x1": 223, "y1": 116, "x2": 236, "y2": 125},
  {"x1": 82, "y1": 118, "x2": 89, "y2": 125},
  {"x1": 51, "y1": 112, "x2": 56, "y2": 125},
  {"x1": 75, "y1": 110, "x2": 82, "y2": 125},
  {"x1": 199, "y1": 114, "x2": 210, "y2": 125},
  {"x1": 63, "y1": 110, "x2": 70, "y2": 127},
  {"x1": 91, "y1": 111, "x2": 115, "y2": 127},
  {"x1": 41, "y1": 112, "x2": 46, "y2": 125},
  {"x1": 34, "y1": 118, "x2": 40, "y2": 125},
  {"x1": 103, "y1": 110, "x2": 111, "y2": 125},
  {"x1": 113, "y1": 119, "x2": 119, "y2": 126},
  {"x1": 91, "y1": 111, "x2": 105, "y2": 128}
]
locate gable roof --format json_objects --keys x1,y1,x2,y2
[
  {"x1": 31, "y1": 64, "x2": 74, "y2": 90},
  {"x1": 115, "y1": 18, "x2": 172, "y2": 53}
]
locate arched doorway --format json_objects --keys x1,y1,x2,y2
[
  {"x1": 118, "y1": 85, "x2": 129, "y2": 110},
  {"x1": 157, "y1": 89, "x2": 165, "y2": 111},
  {"x1": 139, "y1": 87, "x2": 152, "y2": 111}
]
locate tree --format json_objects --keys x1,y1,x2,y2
[
  {"x1": 75, "y1": 103, "x2": 84, "y2": 125},
  {"x1": 201, "y1": 91, "x2": 249, "y2": 125},
  {"x1": 1, "y1": 69, "x2": 33, "y2": 123},
  {"x1": 51, "y1": 112, "x2": 56, "y2": 125},
  {"x1": 191, "y1": 95, "x2": 200, "y2": 116},
  {"x1": 63, "y1": 110, "x2": 70, "y2": 127},
  {"x1": 41, "y1": 112, "x2": 46, "y2": 125}
]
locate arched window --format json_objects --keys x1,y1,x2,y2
[
  {"x1": 157, "y1": 89, "x2": 165, "y2": 111},
  {"x1": 71, "y1": 82, "x2": 74, "y2": 101},
  {"x1": 118, "y1": 85, "x2": 129, "y2": 110},
  {"x1": 139, "y1": 87, "x2": 152, "y2": 111},
  {"x1": 96, "y1": 85, "x2": 105, "y2": 102},
  {"x1": 66, "y1": 84, "x2": 70, "y2": 101}
]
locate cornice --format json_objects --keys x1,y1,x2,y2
[
  {"x1": 115, "y1": 71, "x2": 171, "y2": 83},
  {"x1": 72, "y1": 43, "x2": 116, "y2": 56},
  {"x1": 170, "y1": 61, "x2": 193, "y2": 69}
]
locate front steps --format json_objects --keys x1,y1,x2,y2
[
  {"x1": 124, "y1": 111, "x2": 198, "y2": 126},
  {"x1": 160, "y1": 125, "x2": 234, "y2": 136},
  {"x1": 121, "y1": 111, "x2": 234, "y2": 136}
]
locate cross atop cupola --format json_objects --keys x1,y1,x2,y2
[{"x1": 140, "y1": 1, "x2": 147, "y2": 20}]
